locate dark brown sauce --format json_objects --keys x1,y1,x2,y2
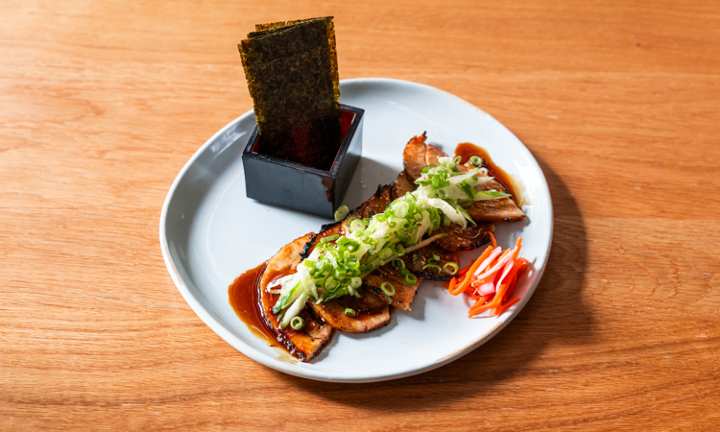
[
  {"x1": 228, "y1": 263, "x2": 284, "y2": 350},
  {"x1": 455, "y1": 143, "x2": 522, "y2": 205}
]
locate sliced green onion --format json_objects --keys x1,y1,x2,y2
[
  {"x1": 431, "y1": 253, "x2": 441, "y2": 262},
  {"x1": 443, "y1": 262, "x2": 459, "y2": 275},
  {"x1": 394, "y1": 243, "x2": 406, "y2": 256},
  {"x1": 290, "y1": 316, "x2": 305, "y2": 330},
  {"x1": 399, "y1": 267, "x2": 410, "y2": 277},
  {"x1": 405, "y1": 273, "x2": 418, "y2": 285},
  {"x1": 334, "y1": 205, "x2": 349, "y2": 222},
  {"x1": 379, "y1": 248, "x2": 394, "y2": 260},
  {"x1": 344, "y1": 308, "x2": 356, "y2": 317},
  {"x1": 380, "y1": 281, "x2": 395, "y2": 296},
  {"x1": 422, "y1": 264, "x2": 442, "y2": 272},
  {"x1": 453, "y1": 156, "x2": 462, "y2": 165},
  {"x1": 350, "y1": 277, "x2": 362, "y2": 289},
  {"x1": 392, "y1": 258, "x2": 405, "y2": 269},
  {"x1": 469, "y1": 155, "x2": 482, "y2": 166},
  {"x1": 325, "y1": 277, "x2": 338, "y2": 291},
  {"x1": 349, "y1": 218, "x2": 365, "y2": 233},
  {"x1": 320, "y1": 234, "x2": 340, "y2": 243}
]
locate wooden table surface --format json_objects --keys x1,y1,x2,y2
[{"x1": 2, "y1": 0, "x2": 719, "y2": 430}]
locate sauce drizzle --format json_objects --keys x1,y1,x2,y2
[{"x1": 228, "y1": 263, "x2": 286, "y2": 351}]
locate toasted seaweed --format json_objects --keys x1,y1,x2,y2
[{"x1": 238, "y1": 17, "x2": 341, "y2": 171}]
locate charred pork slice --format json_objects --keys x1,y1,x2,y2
[
  {"x1": 465, "y1": 199, "x2": 525, "y2": 222},
  {"x1": 340, "y1": 184, "x2": 392, "y2": 236},
  {"x1": 422, "y1": 141, "x2": 525, "y2": 223},
  {"x1": 434, "y1": 222, "x2": 495, "y2": 252},
  {"x1": 355, "y1": 184, "x2": 392, "y2": 218},
  {"x1": 307, "y1": 224, "x2": 391, "y2": 332},
  {"x1": 425, "y1": 144, "x2": 446, "y2": 167},
  {"x1": 402, "y1": 244, "x2": 459, "y2": 281},
  {"x1": 363, "y1": 266, "x2": 422, "y2": 311},
  {"x1": 309, "y1": 290, "x2": 390, "y2": 333},
  {"x1": 260, "y1": 233, "x2": 332, "y2": 362},
  {"x1": 391, "y1": 170, "x2": 415, "y2": 201},
  {"x1": 403, "y1": 133, "x2": 428, "y2": 182}
]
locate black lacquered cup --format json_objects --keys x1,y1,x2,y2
[{"x1": 241, "y1": 104, "x2": 364, "y2": 219}]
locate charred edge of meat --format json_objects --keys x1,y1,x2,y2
[
  {"x1": 415, "y1": 269, "x2": 452, "y2": 281},
  {"x1": 407, "y1": 131, "x2": 427, "y2": 144},
  {"x1": 468, "y1": 235, "x2": 492, "y2": 250},
  {"x1": 319, "y1": 221, "x2": 341, "y2": 232},
  {"x1": 375, "y1": 183, "x2": 391, "y2": 198},
  {"x1": 434, "y1": 232, "x2": 491, "y2": 252},
  {"x1": 299, "y1": 233, "x2": 318, "y2": 260}
]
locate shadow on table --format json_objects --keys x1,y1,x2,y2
[{"x1": 272, "y1": 155, "x2": 595, "y2": 410}]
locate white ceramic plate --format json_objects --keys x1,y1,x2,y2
[{"x1": 160, "y1": 78, "x2": 552, "y2": 383}]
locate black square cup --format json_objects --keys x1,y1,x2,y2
[{"x1": 241, "y1": 104, "x2": 364, "y2": 219}]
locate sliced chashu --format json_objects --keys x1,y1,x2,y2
[
  {"x1": 339, "y1": 184, "x2": 392, "y2": 236},
  {"x1": 363, "y1": 265, "x2": 422, "y2": 311},
  {"x1": 400, "y1": 244, "x2": 459, "y2": 281},
  {"x1": 391, "y1": 170, "x2": 415, "y2": 201},
  {"x1": 403, "y1": 133, "x2": 428, "y2": 182},
  {"x1": 305, "y1": 224, "x2": 391, "y2": 333},
  {"x1": 259, "y1": 233, "x2": 332, "y2": 362},
  {"x1": 424, "y1": 142, "x2": 525, "y2": 223},
  {"x1": 433, "y1": 222, "x2": 495, "y2": 252},
  {"x1": 309, "y1": 290, "x2": 390, "y2": 333}
]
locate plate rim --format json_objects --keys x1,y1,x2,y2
[{"x1": 159, "y1": 77, "x2": 554, "y2": 383}]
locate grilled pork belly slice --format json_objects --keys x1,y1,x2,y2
[
  {"x1": 465, "y1": 199, "x2": 525, "y2": 222},
  {"x1": 416, "y1": 138, "x2": 525, "y2": 223},
  {"x1": 401, "y1": 244, "x2": 459, "y2": 281},
  {"x1": 391, "y1": 170, "x2": 415, "y2": 201},
  {"x1": 363, "y1": 266, "x2": 422, "y2": 311},
  {"x1": 425, "y1": 144, "x2": 446, "y2": 167},
  {"x1": 309, "y1": 290, "x2": 390, "y2": 333},
  {"x1": 403, "y1": 133, "x2": 428, "y2": 182},
  {"x1": 358, "y1": 183, "x2": 392, "y2": 218},
  {"x1": 306, "y1": 224, "x2": 392, "y2": 332},
  {"x1": 260, "y1": 233, "x2": 332, "y2": 362},
  {"x1": 433, "y1": 222, "x2": 495, "y2": 252}
]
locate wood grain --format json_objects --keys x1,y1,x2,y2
[{"x1": 1, "y1": 0, "x2": 719, "y2": 430}]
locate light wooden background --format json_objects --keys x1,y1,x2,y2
[{"x1": 1, "y1": 0, "x2": 719, "y2": 430}]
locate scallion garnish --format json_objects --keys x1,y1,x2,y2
[
  {"x1": 334, "y1": 205, "x2": 349, "y2": 222},
  {"x1": 443, "y1": 262, "x2": 459, "y2": 275},
  {"x1": 344, "y1": 308, "x2": 356, "y2": 317},
  {"x1": 320, "y1": 234, "x2": 340, "y2": 244},
  {"x1": 380, "y1": 281, "x2": 395, "y2": 296},
  {"x1": 422, "y1": 264, "x2": 442, "y2": 272},
  {"x1": 405, "y1": 273, "x2": 417, "y2": 285},
  {"x1": 290, "y1": 316, "x2": 305, "y2": 330},
  {"x1": 469, "y1": 155, "x2": 482, "y2": 166}
]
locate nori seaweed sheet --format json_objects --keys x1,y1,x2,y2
[{"x1": 239, "y1": 17, "x2": 341, "y2": 171}]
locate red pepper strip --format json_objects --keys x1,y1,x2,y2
[
  {"x1": 489, "y1": 232, "x2": 497, "y2": 249},
  {"x1": 450, "y1": 245, "x2": 493, "y2": 296},
  {"x1": 496, "y1": 296, "x2": 520, "y2": 315},
  {"x1": 447, "y1": 277, "x2": 457, "y2": 292}
]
